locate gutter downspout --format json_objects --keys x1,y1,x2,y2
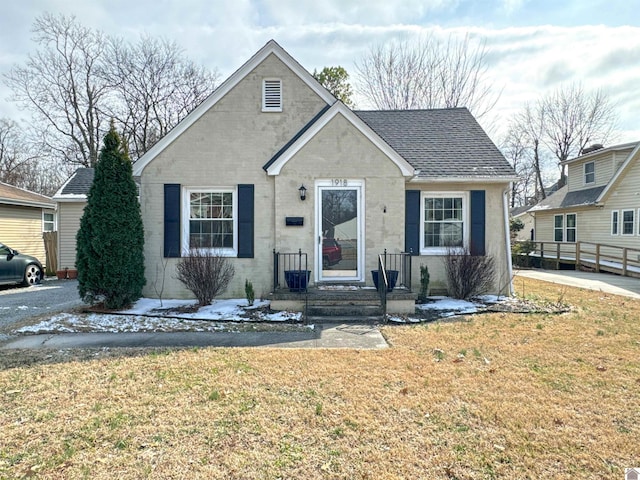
[{"x1": 503, "y1": 186, "x2": 514, "y2": 296}]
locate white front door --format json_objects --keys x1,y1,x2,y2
[{"x1": 316, "y1": 180, "x2": 364, "y2": 282}]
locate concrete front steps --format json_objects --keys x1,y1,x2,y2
[{"x1": 270, "y1": 284, "x2": 417, "y2": 322}]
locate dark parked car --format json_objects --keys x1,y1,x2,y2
[
  {"x1": 322, "y1": 238, "x2": 342, "y2": 267},
  {"x1": 0, "y1": 242, "x2": 43, "y2": 286}
]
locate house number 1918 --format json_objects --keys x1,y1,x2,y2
[{"x1": 332, "y1": 179, "x2": 348, "y2": 186}]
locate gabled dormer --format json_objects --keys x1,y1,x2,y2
[{"x1": 564, "y1": 142, "x2": 638, "y2": 192}]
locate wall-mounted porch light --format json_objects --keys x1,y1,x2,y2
[{"x1": 298, "y1": 184, "x2": 307, "y2": 201}]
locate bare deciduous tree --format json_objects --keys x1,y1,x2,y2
[
  {"x1": 355, "y1": 34, "x2": 499, "y2": 118},
  {"x1": 4, "y1": 13, "x2": 108, "y2": 168},
  {"x1": 503, "y1": 84, "x2": 618, "y2": 203},
  {"x1": 3, "y1": 13, "x2": 219, "y2": 183},
  {"x1": 104, "y1": 35, "x2": 218, "y2": 160},
  {"x1": 541, "y1": 83, "x2": 617, "y2": 185},
  {"x1": 0, "y1": 118, "x2": 71, "y2": 195}
]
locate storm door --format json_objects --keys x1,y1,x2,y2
[{"x1": 316, "y1": 180, "x2": 363, "y2": 282}]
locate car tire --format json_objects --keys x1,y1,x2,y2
[{"x1": 23, "y1": 263, "x2": 42, "y2": 286}]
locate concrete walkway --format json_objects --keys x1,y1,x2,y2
[
  {"x1": 0, "y1": 323, "x2": 388, "y2": 350},
  {"x1": 515, "y1": 269, "x2": 640, "y2": 299}
]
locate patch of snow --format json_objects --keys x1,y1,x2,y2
[{"x1": 416, "y1": 297, "x2": 480, "y2": 314}]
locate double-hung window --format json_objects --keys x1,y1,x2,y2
[
  {"x1": 43, "y1": 212, "x2": 55, "y2": 232},
  {"x1": 421, "y1": 192, "x2": 468, "y2": 253},
  {"x1": 565, "y1": 214, "x2": 576, "y2": 242},
  {"x1": 622, "y1": 209, "x2": 635, "y2": 235},
  {"x1": 584, "y1": 161, "x2": 595, "y2": 184},
  {"x1": 184, "y1": 188, "x2": 237, "y2": 255},
  {"x1": 554, "y1": 213, "x2": 577, "y2": 242},
  {"x1": 611, "y1": 210, "x2": 619, "y2": 235},
  {"x1": 554, "y1": 215, "x2": 564, "y2": 242}
]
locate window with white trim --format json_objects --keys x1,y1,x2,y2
[
  {"x1": 554, "y1": 215, "x2": 564, "y2": 242},
  {"x1": 184, "y1": 188, "x2": 237, "y2": 255},
  {"x1": 262, "y1": 79, "x2": 282, "y2": 112},
  {"x1": 622, "y1": 209, "x2": 635, "y2": 235},
  {"x1": 421, "y1": 192, "x2": 468, "y2": 253},
  {"x1": 611, "y1": 210, "x2": 619, "y2": 235},
  {"x1": 42, "y1": 212, "x2": 55, "y2": 232},
  {"x1": 565, "y1": 213, "x2": 576, "y2": 242},
  {"x1": 584, "y1": 161, "x2": 595, "y2": 184}
]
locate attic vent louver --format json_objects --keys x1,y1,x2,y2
[{"x1": 262, "y1": 79, "x2": 282, "y2": 112}]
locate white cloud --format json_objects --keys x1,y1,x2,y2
[{"x1": 0, "y1": 1, "x2": 638, "y2": 145}]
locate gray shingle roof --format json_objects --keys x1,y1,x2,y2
[
  {"x1": 60, "y1": 168, "x2": 95, "y2": 196},
  {"x1": 55, "y1": 167, "x2": 140, "y2": 198},
  {"x1": 354, "y1": 108, "x2": 515, "y2": 179},
  {"x1": 530, "y1": 185, "x2": 606, "y2": 211}
]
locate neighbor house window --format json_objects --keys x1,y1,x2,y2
[
  {"x1": 554, "y1": 215, "x2": 564, "y2": 242},
  {"x1": 565, "y1": 213, "x2": 577, "y2": 242},
  {"x1": 262, "y1": 79, "x2": 282, "y2": 112},
  {"x1": 584, "y1": 161, "x2": 595, "y2": 184},
  {"x1": 611, "y1": 210, "x2": 619, "y2": 235},
  {"x1": 421, "y1": 192, "x2": 468, "y2": 253},
  {"x1": 42, "y1": 212, "x2": 55, "y2": 232},
  {"x1": 184, "y1": 188, "x2": 237, "y2": 255},
  {"x1": 622, "y1": 209, "x2": 635, "y2": 235}
]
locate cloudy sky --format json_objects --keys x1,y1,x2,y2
[{"x1": 1, "y1": 0, "x2": 639, "y2": 144}]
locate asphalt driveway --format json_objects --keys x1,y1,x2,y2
[{"x1": 0, "y1": 278, "x2": 84, "y2": 332}]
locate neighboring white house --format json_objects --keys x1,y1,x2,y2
[
  {"x1": 52, "y1": 168, "x2": 94, "y2": 272},
  {"x1": 531, "y1": 141, "x2": 640, "y2": 247},
  {"x1": 131, "y1": 40, "x2": 517, "y2": 302}
]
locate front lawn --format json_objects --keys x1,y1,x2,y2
[{"x1": 1, "y1": 276, "x2": 638, "y2": 479}]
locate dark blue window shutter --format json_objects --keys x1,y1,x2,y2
[
  {"x1": 164, "y1": 184, "x2": 181, "y2": 258},
  {"x1": 470, "y1": 190, "x2": 486, "y2": 256},
  {"x1": 405, "y1": 190, "x2": 420, "y2": 255},
  {"x1": 237, "y1": 184, "x2": 254, "y2": 258}
]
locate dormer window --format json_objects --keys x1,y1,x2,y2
[
  {"x1": 262, "y1": 79, "x2": 282, "y2": 112},
  {"x1": 584, "y1": 161, "x2": 595, "y2": 184}
]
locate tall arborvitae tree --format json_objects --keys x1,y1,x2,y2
[{"x1": 76, "y1": 123, "x2": 145, "y2": 309}]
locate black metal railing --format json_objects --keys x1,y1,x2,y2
[
  {"x1": 379, "y1": 249, "x2": 412, "y2": 291},
  {"x1": 273, "y1": 249, "x2": 310, "y2": 322},
  {"x1": 377, "y1": 254, "x2": 389, "y2": 318},
  {"x1": 273, "y1": 249, "x2": 309, "y2": 292}
]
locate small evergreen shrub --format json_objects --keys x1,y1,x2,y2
[
  {"x1": 417, "y1": 264, "x2": 430, "y2": 303},
  {"x1": 245, "y1": 279, "x2": 255, "y2": 306}
]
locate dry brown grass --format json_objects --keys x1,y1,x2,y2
[{"x1": 1, "y1": 276, "x2": 639, "y2": 479}]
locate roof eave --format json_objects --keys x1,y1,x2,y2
[
  {"x1": 408, "y1": 175, "x2": 519, "y2": 184},
  {"x1": 0, "y1": 198, "x2": 56, "y2": 209}
]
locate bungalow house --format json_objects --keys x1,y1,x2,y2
[
  {"x1": 131, "y1": 40, "x2": 517, "y2": 305},
  {"x1": 0, "y1": 181, "x2": 56, "y2": 267},
  {"x1": 53, "y1": 168, "x2": 141, "y2": 274},
  {"x1": 52, "y1": 168, "x2": 95, "y2": 273},
  {"x1": 530, "y1": 141, "x2": 640, "y2": 273}
]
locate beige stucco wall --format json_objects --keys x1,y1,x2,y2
[
  {"x1": 274, "y1": 113, "x2": 407, "y2": 286},
  {"x1": 408, "y1": 182, "x2": 512, "y2": 296},
  {"x1": 139, "y1": 53, "x2": 329, "y2": 299},
  {"x1": 57, "y1": 201, "x2": 85, "y2": 269},
  {"x1": 0, "y1": 204, "x2": 48, "y2": 263}
]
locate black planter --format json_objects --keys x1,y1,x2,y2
[
  {"x1": 371, "y1": 270, "x2": 398, "y2": 292},
  {"x1": 284, "y1": 270, "x2": 311, "y2": 292}
]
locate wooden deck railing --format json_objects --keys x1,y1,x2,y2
[{"x1": 513, "y1": 240, "x2": 640, "y2": 278}]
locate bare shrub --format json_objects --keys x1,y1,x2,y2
[
  {"x1": 444, "y1": 247, "x2": 496, "y2": 299},
  {"x1": 176, "y1": 248, "x2": 235, "y2": 306}
]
